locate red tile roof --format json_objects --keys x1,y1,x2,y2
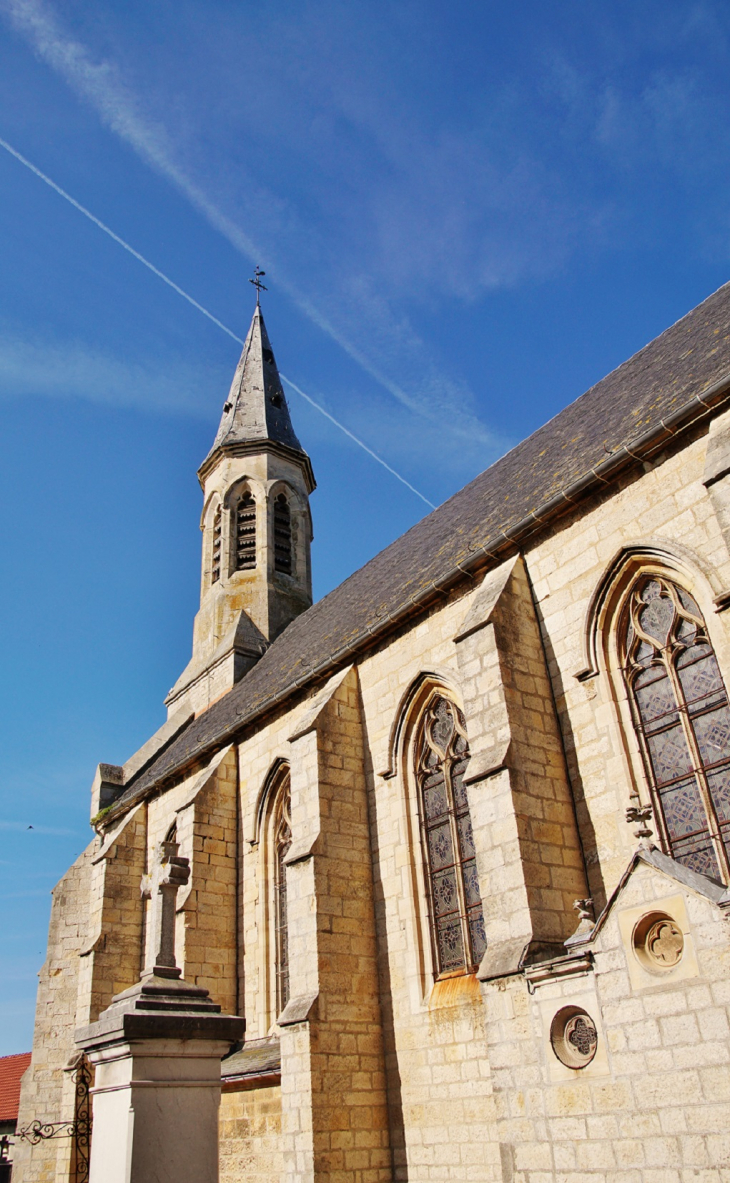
[{"x1": 0, "y1": 1053, "x2": 31, "y2": 1123}]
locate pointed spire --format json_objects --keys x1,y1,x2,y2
[{"x1": 200, "y1": 303, "x2": 314, "y2": 490}]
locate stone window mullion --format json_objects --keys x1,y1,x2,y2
[
  {"x1": 443, "y1": 757, "x2": 471, "y2": 968},
  {"x1": 622, "y1": 574, "x2": 730, "y2": 883},
  {"x1": 668, "y1": 655, "x2": 730, "y2": 882}
]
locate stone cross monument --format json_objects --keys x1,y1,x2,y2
[
  {"x1": 76, "y1": 841, "x2": 244, "y2": 1183},
  {"x1": 140, "y1": 838, "x2": 191, "y2": 977}
]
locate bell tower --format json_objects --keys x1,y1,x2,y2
[{"x1": 166, "y1": 297, "x2": 315, "y2": 716}]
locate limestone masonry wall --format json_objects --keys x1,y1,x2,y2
[
  {"x1": 14, "y1": 847, "x2": 94, "y2": 1183},
  {"x1": 484, "y1": 861, "x2": 730, "y2": 1181},
  {"x1": 220, "y1": 1084, "x2": 283, "y2": 1183},
  {"x1": 17, "y1": 417, "x2": 730, "y2": 1182}
]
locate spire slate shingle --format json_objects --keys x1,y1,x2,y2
[{"x1": 201, "y1": 304, "x2": 310, "y2": 477}]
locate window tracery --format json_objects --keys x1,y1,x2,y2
[
  {"x1": 273, "y1": 778, "x2": 292, "y2": 1012},
  {"x1": 235, "y1": 491, "x2": 256, "y2": 570},
  {"x1": 621, "y1": 574, "x2": 730, "y2": 882},
  {"x1": 274, "y1": 493, "x2": 292, "y2": 574},
  {"x1": 415, "y1": 695, "x2": 486, "y2": 974}
]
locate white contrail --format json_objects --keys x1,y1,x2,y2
[
  {"x1": 0, "y1": 136, "x2": 242, "y2": 343},
  {"x1": 280, "y1": 376, "x2": 435, "y2": 507},
  {"x1": 0, "y1": 0, "x2": 493, "y2": 446},
  {"x1": 0, "y1": 134, "x2": 436, "y2": 510}
]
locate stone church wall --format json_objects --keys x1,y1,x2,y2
[
  {"x1": 220, "y1": 1084, "x2": 283, "y2": 1183},
  {"x1": 484, "y1": 861, "x2": 730, "y2": 1180},
  {"x1": 16, "y1": 414, "x2": 730, "y2": 1182},
  {"x1": 525, "y1": 430, "x2": 730, "y2": 905},
  {"x1": 13, "y1": 847, "x2": 94, "y2": 1183}
]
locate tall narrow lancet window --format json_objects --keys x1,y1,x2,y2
[
  {"x1": 211, "y1": 506, "x2": 222, "y2": 584},
  {"x1": 235, "y1": 491, "x2": 256, "y2": 570},
  {"x1": 273, "y1": 778, "x2": 292, "y2": 1012},
  {"x1": 622, "y1": 575, "x2": 730, "y2": 882},
  {"x1": 274, "y1": 493, "x2": 292, "y2": 574},
  {"x1": 416, "y1": 695, "x2": 486, "y2": 975}
]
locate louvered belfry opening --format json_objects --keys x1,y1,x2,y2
[
  {"x1": 211, "y1": 506, "x2": 222, "y2": 584},
  {"x1": 235, "y1": 491, "x2": 256, "y2": 570},
  {"x1": 622, "y1": 574, "x2": 730, "y2": 884},
  {"x1": 274, "y1": 493, "x2": 292, "y2": 574}
]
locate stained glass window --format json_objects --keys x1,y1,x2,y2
[
  {"x1": 235, "y1": 492, "x2": 256, "y2": 570},
  {"x1": 273, "y1": 778, "x2": 292, "y2": 1012},
  {"x1": 622, "y1": 575, "x2": 730, "y2": 883},
  {"x1": 274, "y1": 493, "x2": 292, "y2": 574},
  {"x1": 416, "y1": 695, "x2": 486, "y2": 974}
]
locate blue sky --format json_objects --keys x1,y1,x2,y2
[{"x1": 2, "y1": 0, "x2": 730, "y2": 1054}]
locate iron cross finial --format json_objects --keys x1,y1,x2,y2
[{"x1": 249, "y1": 265, "x2": 267, "y2": 304}]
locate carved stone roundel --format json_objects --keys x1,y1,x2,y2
[
  {"x1": 550, "y1": 1006, "x2": 599, "y2": 1070},
  {"x1": 632, "y1": 911, "x2": 685, "y2": 972},
  {"x1": 644, "y1": 918, "x2": 684, "y2": 968}
]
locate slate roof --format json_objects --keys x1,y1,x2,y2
[
  {"x1": 568, "y1": 846, "x2": 730, "y2": 951},
  {"x1": 200, "y1": 302, "x2": 311, "y2": 477},
  {"x1": 0, "y1": 1053, "x2": 31, "y2": 1124},
  {"x1": 221, "y1": 1038, "x2": 281, "y2": 1082},
  {"x1": 116, "y1": 280, "x2": 730, "y2": 813}
]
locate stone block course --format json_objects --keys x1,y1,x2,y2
[{"x1": 18, "y1": 413, "x2": 730, "y2": 1182}]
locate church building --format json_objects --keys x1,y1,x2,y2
[{"x1": 14, "y1": 282, "x2": 730, "y2": 1181}]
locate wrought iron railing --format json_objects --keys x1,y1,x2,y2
[{"x1": 17, "y1": 1058, "x2": 92, "y2": 1182}]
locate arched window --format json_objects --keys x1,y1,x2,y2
[
  {"x1": 211, "y1": 506, "x2": 222, "y2": 584},
  {"x1": 273, "y1": 777, "x2": 292, "y2": 1012},
  {"x1": 235, "y1": 491, "x2": 256, "y2": 570},
  {"x1": 274, "y1": 493, "x2": 292, "y2": 574},
  {"x1": 416, "y1": 694, "x2": 486, "y2": 975},
  {"x1": 621, "y1": 574, "x2": 730, "y2": 882}
]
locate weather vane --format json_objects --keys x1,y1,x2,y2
[{"x1": 249, "y1": 265, "x2": 268, "y2": 304}]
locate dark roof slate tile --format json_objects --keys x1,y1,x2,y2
[{"x1": 119, "y1": 281, "x2": 730, "y2": 806}]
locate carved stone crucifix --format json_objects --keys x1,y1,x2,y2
[{"x1": 140, "y1": 840, "x2": 191, "y2": 979}]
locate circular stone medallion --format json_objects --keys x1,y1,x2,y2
[
  {"x1": 645, "y1": 919, "x2": 684, "y2": 967},
  {"x1": 550, "y1": 1006, "x2": 599, "y2": 1069},
  {"x1": 632, "y1": 911, "x2": 684, "y2": 972}
]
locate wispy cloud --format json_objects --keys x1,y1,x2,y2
[
  {"x1": 0, "y1": 298, "x2": 436, "y2": 506},
  {"x1": 0, "y1": 0, "x2": 496, "y2": 451},
  {"x1": 0, "y1": 327, "x2": 215, "y2": 416},
  {"x1": 0, "y1": 139, "x2": 436, "y2": 510}
]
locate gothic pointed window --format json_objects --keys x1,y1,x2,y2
[
  {"x1": 622, "y1": 575, "x2": 730, "y2": 882},
  {"x1": 274, "y1": 493, "x2": 292, "y2": 574},
  {"x1": 211, "y1": 506, "x2": 222, "y2": 584},
  {"x1": 273, "y1": 778, "x2": 292, "y2": 1012},
  {"x1": 416, "y1": 695, "x2": 486, "y2": 975},
  {"x1": 235, "y1": 491, "x2": 256, "y2": 570}
]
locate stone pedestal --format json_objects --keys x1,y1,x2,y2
[{"x1": 76, "y1": 975, "x2": 244, "y2": 1183}]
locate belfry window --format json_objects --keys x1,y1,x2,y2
[
  {"x1": 273, "y1": 778, "x2": 292, "y2": 1013},
  {"x1": 211, "y1": 506, "x2": 222, "y2": 584},
  {"x1": 274, "y1": 493, "x2": 292, "y2": 574},
  {"x1": 235, "y1": 492, "x2": 256, "y2": 570},
  {"x1": 416, "y1": 695, "x2": 486, "y2": 975},
  {"x1": 622, "y1": 575, "x2": 730, "y2": 883}
]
